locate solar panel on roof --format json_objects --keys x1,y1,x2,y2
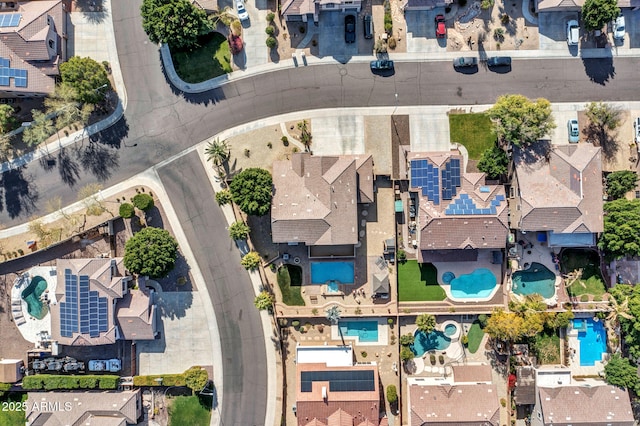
[
  {"x1": 301, "y1": 370, "x2": 375, "y2": 393},
  {"x1": 0, "y1": 13, "x2": 21, "y2": 28}
]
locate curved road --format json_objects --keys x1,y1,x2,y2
[{"x1": 1, "y1": 1, "x2": 640, "y2": 424}]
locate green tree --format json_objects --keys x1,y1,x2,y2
[
  {"x1": 229, "y1": 168, "x2": 273, "y2": 216},
  {"x1": 141, "y1": 0, "x2": 211, "y2": 49},
  {"x1": 205, "y1": 138, "x2": 230, "y2": 167},
  {"x1": 400, "y1": 345, "x2": 414, "y2": 361},
  {"x1": 551, "y1": 311, "x2": 574, "y2": 329},
  {"x1": 610, "y1": 285, "x2": 640, "y2": 358},
  {"x1": 132, "y1": 193, "x2": 155, "y2": 212},
  {"x1": 607, "y1": 296, "x2": 633, "y2": 328},
  {"x1": 0, "y1": 104, "x2": 17, "y2": 133},
  {"x1": 23, "y1": 109, "x2": 55, "y2": 147},
  {"x1": 215, "y1": 189, "x2": 233, "y2": 205},
  {"x1": 604, "y1": 354, "x2": 639, "y2": 393},
  {"x1": 399, "y1": 333, "x2": 415, "y2": 346},
  {"x1": 477, "y1": 144, "x2": 508, "y2": 179},
  {"x1": 487, "y1": 94, "x2": 555, "y2": 146},
  {"x1": 59, "y1": 57, "x2": 111, "y2": 104},
  {"x1": 240, "y1": 251, "x2": 261, "y2": 270},
  {"x1": 582, "y1": 0, "x2": 620, "y2": 32},
  {"x1": 184, "y1": 367, "x2": 209, "y2": 394},
  {"x1": 266, "y1": 36, "x2": 277, "y2": 48},
  {"x1": 386, "y1": 385, "x2": 398, "y2": 404},
  {"x1": 119, "y1": 203, "x2": 135, "y2": 219},
  {"x1": 416, "y1": 313, "x2": 436, "y2": 334},
  {"x1": 585, "y1": 101, "x2": 621, "y2": 149},
  {"x1": 229, "y1": 221, "x2": 250, "y2": 240},
  {"x1": 210, "y1": 6, "x2": 236, "y2": 27},
  {"x1": 297, "y1": 120, "x2": 312, "y2": 150},
  {"x1": 44, "y1": 83, "x2": 93, "y2": 129},
  {"x1": 521, "y1": 312, "x2": 545, "y2": 337},
  {"x1": 485, "y1": 309, "x2": 524, "y2": 342},
  {"x1": 254, "y1": 291, "x2": 274, "y2": 310},
  {"x1": 124, "y1": 227, "x2": 179, "y2": 278},
  {"x1": 598, "y1": 199, "x2": 640, "y2": 259},
  {"x1": 606, "y1": 171, "x2": 638, "y2": 200}
]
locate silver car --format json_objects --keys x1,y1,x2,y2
[
  {"x1": 614, "y1": 15, "x2": 625, "y2": 40},
  {"x1": 452, "y1": 57, "x2": 477, "y2": 68},
  {"x1": 567, "y1": 119, "x2": 579, "y2": 143}
]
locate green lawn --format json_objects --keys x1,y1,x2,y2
[
  {"x1": 168, "y1": 396, "x2": 210, "y2": 426},
  {"x1": 561, "y1": 249, "x2": 606, "y2": 297},
  {"x1": 170, "y1": 32, "x2": 232, "y2": 84},
  {"x1": 0, "y1": 393, "x2": 26, "y2": 426},
  {"x1": 449, "y1": 113, "x2": 496, "y2": 160},
  {"x1": 532, "y1": 332, "x2": 560, "y2": 364},
  {"x1": 398, "y1": 261, "x2": 446, "y2": 302},
  {"x1": 277, "y1": 265, "x2": 305, "y2": 306},
  {"x1": 466, "y1": 321, "x2": 484, "y2": 354}
]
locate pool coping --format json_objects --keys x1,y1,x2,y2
[
  {"x1": 11, "y1": 266, "x2": 57, "y2": 344},
  {"x1": 441, "y1": 281, "x2": 501, "y2": 303}
]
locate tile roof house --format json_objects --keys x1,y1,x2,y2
[
  {"x1": 271, "y1": 153, "x2": 374, "y2": 247},
  {"x1": 295, "y1": 345, "x2": 380, "y2": 426},
  {"x1": 511, "y1": 144, "x2": 603, "y2": 247},
  {"x1": 403, "y1": 0, "x2": 454, "y2": 11},
  {"x1": 0, "y1": 0, "x2": 66, "y2": 97},
  {"x1": 281, "y1": 0, "x2": 362, "y2": 23},
  {"x1": 26, "y1": 389, "x2": 142, "y2": 425},
  {"x1": 50, "y1": 258, "x2": 157, "y2": 346},
  {"x1": 531, "y1": 383, "x2": 634, "y2": 426},
  {"x1": 403, "y1": 150, "x2": 509, "y2": 263},
  {"x1": 407, "y1": 364, "x2": 500, "y2": 426},
  {"x1": 536, "y1": 0, "x2": 639, "y2": 12}
]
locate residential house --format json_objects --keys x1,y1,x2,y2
[
  {"x1": 271, "y1": 152, "x2": 374, "y2": 253},
  {"x1": 536, "y1": 0, "x2": 639, "y2": 12},
  {"x1": 0, "y1": 0, "x2": 67, "y2": 98},
  {"x1": 281, "y1": 0, "x2": 362, "y2": 23},
  {"x1": 407, "y1": 364, "x2": 500, "y2": 426},
  {"x1": 50, "y1": 258, "x2": 157, "y2": 346},
  {"x1": 26, "y1": 389, "x2": 142, "y2": 425},
  {"x1": 402, "y1": 150, "x2": 509, "y2": 263},
  {"x1": 295, "y1": 345, "x2": 381, "y2": 426},
  {"x1": 510, "y1": 144, "x2": 603, "y2": 247},
  {"x1": 403, "y1": 0, "x2": 453, "y2": 11}
]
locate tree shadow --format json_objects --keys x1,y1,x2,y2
[
  {"x1": 76, "y1": 141, "x2": 119, "y2": 181},
  {"x1": 157, "y1": 290, "x2": 193, "y2": 320},
  {"x1": 515, "y1": 140, "x2": 552, "y2": 165},
  {"x1": 156, "y1": 251, "x2": 193, "y2": 292},
  {"x1": 57, "y1": 147, "x2": 82, "y2": 187},
  {"x1": 74, "y1": 0, "x2": 109, "y2": 24},
  {"x1": 584, "y1": 125, "x2": 619, "y2": 161},
  {"x1": 38, "y1": 154, "x2": 57, "y2": 172},
  {"x1": 269, "y1": 48, "x2": 280, "y2": 64},
  {"x1": 0, "y1": 166, "x2": 39, "y2": 219},
  {"x1": 90, "y1": 116, "x2": 130, "y2": 148},
  {"x1": 582, "y1": 57, "x2": 615, "y2": 86}
]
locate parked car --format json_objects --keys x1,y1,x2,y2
[
  {"x1": 435, "y1": 14, "x2": 446, "y2": 38},
  {"x1": 567, "y1": 119, "x2": 580, "y2": 143},
  {"x1": 613, "y1": 15, "x2": 625, "y2": 40},
  {"x1": 88, "y1": 359, "x2": 121, "y2": 373},
  {"x1": 634, "y1": 117, "x2": 640, "y2": 143},
  {"x1": 345, "y1": 15, "x2": 356, "y2": 43},
  {"x1": 370, "y1": 59, "x2": 394, "y2": 71},
  {"x1": 236, "y1": 0, "x2": 249, "y2": 21},
  {"x1": 567, "y1": 20, "x2": 579, "y2": 45},
  {"x1": 363, "y1": 14, "x2": 373, "y2": 39},
  {"x1": 486, "y1": 56, "x2": 511, "y2": 67},
  {"x1": 452, "y1": 57, "x2": 477, "y2": 68}
]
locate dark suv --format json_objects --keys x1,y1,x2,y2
[
  {"x1": 370, "y1": 60, "x2": 394, "y2": 71},
  {"x1": 487, "y1": 56, "x2": 511, "y2": 67},
  {"x1": 363, "y1": 15, "x2": 373, "y2": 39},
  {"x1": 345, "y1": 15, "x2": 356, "y2": 43}
]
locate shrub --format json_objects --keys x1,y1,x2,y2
[
  {"x1": 266, "y1": 36, "x2": 277, "y2": 48},
  {"x1": 580, "y1": 294, "x2": 590, "y2": 302},
  {"x1": 291, "y1": 320, "x2": 300, "y2": 328},
  {"x1": 400, "y1": 334, "x2": 415, "y2": 346},
  {"x1": 461, "y1": 335, "x2": 469, "y2": 346},
  {"x1": 266, "y1": 12, "x2": 275, "y2": 23},
  {"x1": 501, "y1": 14, "x2": 510, "y2": 25},
  {"x1": 312, "y1": 308, "x2": 319, "y2": 315},
  {"x1": 98, "y1": 376, "x2": 119, "y2": 389},
  {"x1": 397, "y1": 249, "x2": 407, "y2": 262},
  {"x1": 184, "y1": 366, "x2": 209, "y2": 393},
  {"x1": 281, "y1": 136, "x2": 289, "y2": 145},
  {"x1": 478, "y1": 314, "x2": 488, "y2": 328},
  {"x1": 133, "y1": 373, "x2": 186, "y2": 387},
  {"x1": 132, "y1": 193, "x2": 154, "y2": 211},
  {"x1": 386, "y1": 384, "x2": 398, "y2": 404},
  {"x1": 241, "y1": 251, "x2": 261, "y2": 270},
  {"x1": 481, "y1": 0, "x2": 494, "y2": 8},
  {"x1": 78, "y1": 376, "x2": 98, "y2": 389},
  {"x1": 215, "y1": 190, "x2": 233, "y2": 205},
  {"x1": 500, "y1": 398, "x2": 507, "y2": 407},
  {"x1": 119, "y1": 203, "x2": 135, "y2": 218},
  {"x1": 0, "y1": 382, "x2": 11, "y2": 397},
  {"x1": 229, "y1": 221, "x2": 250, "y2": 240},
  {"x1": 493, "y1": 28, "x2": 505, "y2": 42},
  {"x1": 400, "y1": 346, "x2": 414, "y2": 361},
  {"x1": 388, "y1": 37, "x2": 397, "y2": 49},
  {"x1": 387, "y1": 318, "x2": 394, "y2": 325},
  {"x1": 594, "y1": 295, "x2": 603, "y2": 302},
  {"x1": 22, "y1": 375, "x2": 118, "y2": 390},
  {"x1": 361, "y1": 351, "x2": 368, "y2": 358},
  {"x1": 265, "y1": 26, "x2": 275, "y2": 36}
]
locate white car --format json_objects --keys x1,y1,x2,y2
[
  {"x1": 236, "y1": 0, "x2": 249, "y2": 21},
  {"x1": 634, "y1": 117, "x2": 640, "y2": 144},
  {"x1": 613, "y1": 15, "x2": 625, "y2": 40},
  {"x1": 567, "y1": 20, "x2": 579, "y2": 46},
  {"x1": 567, "y1": 119, "x2": 579, "y2": 143},
  {"x1": 88, "y1": 359, "x2": 121, "y2": 372}
]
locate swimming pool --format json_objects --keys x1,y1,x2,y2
[
  {"x1": 411, "y1": 329, "x2": 452, "y2": 356},
  {"x1": 512, "y1": 262, "x2": 556, "y2": 299},
  {"x1": 21, "y1": 275, "x2": 48, "y2": 320},
  {"x1": 327, "y1": 281, "x2": 339, "y2": 293},
  {"x1": 450, "y1": 268, "x2": 497, "y2": 299},
  {"x1": 573, "y1": 318, "x2": 607, "y2": 366},
  {"x1": 311, "y1": 261, "x2": 355, "y2": 285},
  {"x1": 339, "y1": 320, "x2": 379, "y2": 342}
]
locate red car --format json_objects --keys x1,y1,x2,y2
[{"x1": 435, "y1": 14, "x2": 446, "y2": 38}]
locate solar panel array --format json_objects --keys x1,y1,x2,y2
[
  {"x1": 0, "y1": 13, "x2": 21, "y2": 28},
  {"x1": 410, "y1": 159, "x2": 440, "y2": 205},
  {"x1": 60, "y1": 269, "x2": 109, "y2": 338},
  {"x1": 441, "y1": 158, "x2": 461, "y2": 200},
  {"x1": 0, "y1": 57, "x2": 27, "y2": 88},
  {"x1": 300, "y1": 370, "x2": 375, "y2": 392},
  {"x1": 444, "y1": 193, "x2": 505, "y2": 216}
]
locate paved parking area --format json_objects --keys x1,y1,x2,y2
[
  {"x1": 549, "y1": 103, "x2": 583, "y2": 145},
  {"x1": 234, "y1": 0, "x2": 269, "y2": 69},
  {"x1": 311, "y1": 115, "x2": 366, "y2": 155},
  {"x1": 538, "y1": 11, "x2": 580, "y2": 52},
  {"x1": 409, "y1": 113, "x2": 452, "y2": 152},
  {"x1": 318, "y1": 11, "x2": 360, "y2": 60},
  {"x1": 405, "y1": 9, "x2": 447, "y2": 54}
]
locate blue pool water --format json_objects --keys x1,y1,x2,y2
[
  {"x1": 327, "y1": 281, "x2": 339, "y2": 293},
  {"x1": 411, "y1": 329, "x2": 455, "y2": 356},
  {"x1": 444, "y1": 324, "x2": 457, "y2": 336},
  {"x1": 311, "y1": 261, "x2": 355, "y2": 284},
  {"x1": 573, "y1": 318, "x2": 607, "y2": 366},
  {"x1": 339, "y1": 320, "x2": 379, "y2": 342},
  {"x1": 512, "y1": 262, "x2": 556, "y2": 299},
  {"x1": 450, "y1": 268, "x2": 497, "y2": 299}
]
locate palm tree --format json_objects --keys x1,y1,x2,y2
[
  {"x1": 23, "y1": 110, "x2": 56, "y2": 147},
  {"x1": 210, "y1": 7, "x2": 235, "y2": 27},
  {"x1": 205, "y1": 138, "x2": 230, "y2": 167},
  {"x1": 416, "y1": 313, "x2": 436, "y2": 333},
  {"x1": 297, "y1": 120, "x2": 312, "y2": 151},
  {"x1": 325, "y1": 305, "x2": 341, "y2": 325},
  {"x1": 608, "y1": 296, "x2": 633, "y2": 327}
]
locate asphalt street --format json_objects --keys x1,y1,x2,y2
[{"x1": 156, "y1": 151, "x2": 267, "y2": 426}]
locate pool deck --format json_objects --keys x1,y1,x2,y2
[
  {"x1": 434, "y1": 250, "x2": 503, "y2": 303},
  {"x1": 10, "y1": 266, "x2": 58, "y2": 344},
  {"x1": 566, "y1": 325, "x2": 607, "y2": 376}
]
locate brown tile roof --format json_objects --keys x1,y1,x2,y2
[
  {"x1": 296, "y1": 362, "x2": 379, "y2": 426},
  {"x1": 26, "y1": 390, "x2": 141, "y2": 425},
  {"x1": 281, "y1": 0, "x2": 315, "y2": 16},
  {"x1": 304, "y1": 419, "x2": 328, "y2": 426},
  {"x1": 116, "y1": 290, "x2": 157, "y2": 341},
  {"x1": 272, "y1": 153, "x2": 374, "y2": 246},
  {"x1": 451, "y1": 364, "x2": 493, "y2": 384},
  {"x1": 407, "y1": 151, "x2": 509, "y2": 252},
  {"x1": 409, "y1": 383, "x2": 500, "y2": 426},
  {"x1": 537, "y1": 385, "x2": 634, "y2": 425},
  {"x1": 514, "y1": 144, "x2": 603, "y2": 233}
]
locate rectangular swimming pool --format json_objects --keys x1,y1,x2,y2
[
  {"x1": 339, "y1": 320, "x2": 379, "y2": 342},
  {"x1": 573, "y1": 318, "x2": 607, "y2": 366},
  {"x1": 310, "y1": 261, "x2": 355, "y2": 285}
]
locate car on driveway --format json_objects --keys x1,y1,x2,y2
[
  {"x1": 453, "y1": 57, "x2": 477, "y2": 68},
  {"x1": 363, "y1": 14, "x2": 373, "y2": 39},
  {"x1": 567, "y1": 119, "x2": 580, "y2": 143},
  {"x1": 236, "y1": 0, "x2": 249, "y2": 21},
  {"x1": 634, "y1": 117, "x2": 640, "y2": 143},
  {"x1": 567, "y1": 20, "x2": 579, "y2": 45},
  {"x1": 435, "y1": 14, "x2": 446, "y2": 38},
  {"x1": 370, "y1": 59, "x2": 394, "y2": 71},
  {"x1": 613, "y1": 15, "x2": 625, "y2": 41},
  {"x1": 88, "y1": 359, "x2": 121, "y2": 373},
  {"x1": 345, "y1": 15, "x2": 356, "y2": 43}
]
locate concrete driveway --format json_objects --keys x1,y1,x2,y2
[
  {"x1": 319, "y1": 11, "x2": 360, "y2": 60},
  {"x1": 311, "y1": 115, "x2": 366, "y2": 155},
  {"x1": 538, "y1": 11, "x2": 580, "y2": 52},
  {"x1": 549, "y1": 103, "x2": 583, "y2": 145},
  {"x1": 409, "y1": 113, "x2": 452, "y2": 152},
  {"x1": 405, "y1": 9, "x2": 448, "y2": 54},
  {"x1": 232, "y1": 0, "x2": 269, "y2": 69}
]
